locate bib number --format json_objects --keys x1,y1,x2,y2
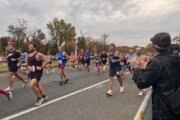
[
  {"x1": 58, "y1": 60, "x2": 62, "y2": 64},
  {"x1": 120, "y1": 62, "x2": 124, "y2": 65},
  {"x1": 28, "y1": 66, "x2": 35, "y2": 72}
]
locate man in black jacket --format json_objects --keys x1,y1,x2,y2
[{"x1": 134, "y1": 32, "x2": 180, "y2": 120}]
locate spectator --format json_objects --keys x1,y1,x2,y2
[{"x1": 134, "y1": 32, "x2": 180, "y2": 119}]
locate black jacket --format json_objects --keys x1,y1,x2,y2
[{"x1": 134, "y1": 53, "x2": 180, "y2": 119}]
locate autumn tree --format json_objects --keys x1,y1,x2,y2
[
  {"x1": 7, "y1": 19, "x2": 27, "y2": 49},
  {"x1": 47, "y1": 18, "x2": 76, "y2": 53}
]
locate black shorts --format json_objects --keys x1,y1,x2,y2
[
  {"x1": 79, "y1": 60, "x2": 85, "y2": 65},
  {"x1": 85, "y1": 59, "x2": 90, "y2": 66},
  {"x1": 28, "y1": 72, "x2": 43, "y2": 82},
  {"x1": 109, "y1": 69, "x2": 120, "y2": 78},
  {"x1": 102, "y1": 61, "x2": 107, "y2": 65},
  {"x1": 9, "y1": 66, "x2": 18, "y2": 72}
]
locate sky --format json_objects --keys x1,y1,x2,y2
[{"x1": 0, "y1": 0, "x2": 180, "y2": 46}]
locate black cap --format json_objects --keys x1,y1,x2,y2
[{"x1": 150, "y1": 32, "x2": 171, "y2": 49}]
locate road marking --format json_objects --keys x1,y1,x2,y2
[{"x1": 2, "y1": 72, "x2": 129, "y2": 120}]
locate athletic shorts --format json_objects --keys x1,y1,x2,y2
[
  {"x1": 28, "y1": 72, "x2": 43, "y2": 82},
  {"x1": 96, "y1": 63, "x2": 101, "y2": 67},
  {"x1": 85, "y1": 59, "x2": 90, "y2": 66},
  {"x1": 102, "y1": 61, "x2": 107, "y2": 65},
  {"x1": 59, "y1": 66, "x2": 65, "y2": 70},
  {"x1": 79, "y1": 60, "x2": 85, "y2": 65},
  {"x1": 109, "y1": 69, "x2": 121, "y2": 78},
  {"x1": 9, "y1": 66, "x2": 18, "y2": 72}
]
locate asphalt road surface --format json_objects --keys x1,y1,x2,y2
[{"x1": 0, "y1": 67, "x2": 145, "y2": 120}]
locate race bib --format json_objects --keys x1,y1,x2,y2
[
  {"x1": 120, "y1": 62, "x2": 124, "y2": 65},
  {"x1": 58, "y1": 60, "x2": 62, "y2": 64},
  {"x1": 28, "y1": 66, "x2": 35, "y2": 72}
]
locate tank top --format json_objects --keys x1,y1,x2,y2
[{"x1": 27, "y1": 52, "x2": 43, "y2": 73}]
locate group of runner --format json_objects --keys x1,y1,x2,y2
[{"x1": 0, "y1": 41, "x2": 151, "y2": 107}]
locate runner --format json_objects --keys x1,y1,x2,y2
[
  {"x1": 131, "y1": 47, "x2": 148, "y2": 96},
  {"x1": 0, "y1": 88, "x2": 12, "y2": 100},
  {"x1": 18, "y1": 50, "x2": 28, "y2": 75},
  {"x1": 69, "y1": 52, "x2": 76, "y2": 71},
  {"x1": 21, "y1": 43, "x2": 48, "y2": 106},
  {"x1": 106, "y1": 44, "x2": 124, "y2": 96},
  {"x1": 56, "y1": 46, "x2": 69, "y2": 85},
  {"x1": 95, "y1": 53, "x2": 102, "y2": 75},
  {"x1": 78, "y1": 49, "x2": 85, "y2": 71},
  {"x1": 84, "y1": 49, "x2": 91, "y2": 72},
  {"x1": 125, "y1": 50, "x2": 136, "y2": 75},
  {"x1": 5, "y1": 44, "x2": 28, "y2": 92},
  {"x1": 46, "y1": 55, "x2": 54, "y2": 73},
  {"x1": 119, "y1": 52, "x2": 126, "y2": 81},
  {"x1": 100, "y1": 51, "x2": 108, "y2": 72}
]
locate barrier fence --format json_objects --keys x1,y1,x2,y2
[{"x1": 134, "y1": 88, "x2": 153, "y2": 120}]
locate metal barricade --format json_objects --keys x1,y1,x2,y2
[{"x1": 134, "y1": 88, "x2": 153, "y2": 120}]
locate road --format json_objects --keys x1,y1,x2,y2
[{"x1": 0, "y1": 67, "x2": 144, "y2": 120}]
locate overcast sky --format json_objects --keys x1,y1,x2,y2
[{"x1": 0, "y1": 0, "x2": 180, "y2": 46}]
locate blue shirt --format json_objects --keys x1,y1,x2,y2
[
  {"x1": 126, "y1": 54, "x2": 136, "y2": 60},
  {"x1": 109, "y1": 52, "x2": 121, "y2": 71},
  {"x1": 20, "y1": 53, "x2": 26, "y2": 64},
  {"x1": 56, "y1": 51, "x2": 67, "y2": 66},
  {"x1": 84, "y1": 52, "x2": 91, "y2": 60}
]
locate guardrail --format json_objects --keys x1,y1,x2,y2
[{"x1": 134, "y1": 88, "x2": 153, "y2": 120}]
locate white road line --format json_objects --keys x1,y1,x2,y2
[
  {"x1": 2, "y1": 72, "x2": 130, "y2": 120},
  {"x1": 2, "y1": 80, "x2": 109, "y2": 120}
]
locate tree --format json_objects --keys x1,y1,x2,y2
[
  {"x1": 173, "y1": 34, "x2": 180, "y2": 45},
  {"x1": 101, "y1": 34, "x2": 109, "y2": 51},
  {"x1": 7, "y1": 19, "x2": 27, "y2": 49},
  {"x1": 77, "y1": 31, "x2": 87, "y2": 51},
  {"x1": 47, "y1": 18, "x2": 76, "y2": 52},
  {"x1": 0, "y1": 37, "x2": 9, "y2": 55},
  {"x1": 116, "y1": 46, "x2": 131, "y2": 52}
]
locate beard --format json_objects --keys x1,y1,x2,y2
[{"x1": 28, "y1": 49, "x2": 35, "y2": 53}]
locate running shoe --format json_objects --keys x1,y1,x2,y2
[
  {"x1": 42, "y1": 95, "x2": 48, "y2": 101},
  {"x1": 106, "y1": 90, "x2": 113, "y2": 96},
  {"x1": 59, "y1": 81, "x2": 64, "y2": 85},
  {"x1": 138, "y1": 91, "x2": 143, "y2": 96},
  {"x1": 35, "y1": 97, "x2": 44, "y2": 107},
  {"x1": 6, "y1": 91, "x2": 12, "y2": 100},
  {"x1": 120, "y1": 86, "x2": 124, "y2": 93},
  {"x1": 64, "y1": 79, "x2": 69, "y2": 84},
  {"x1": 5, "y1": 91, "x2": 12, "y2": 100},
  {"x1": 5, "y1": 87, "x2": 13, "y2": 92}
]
